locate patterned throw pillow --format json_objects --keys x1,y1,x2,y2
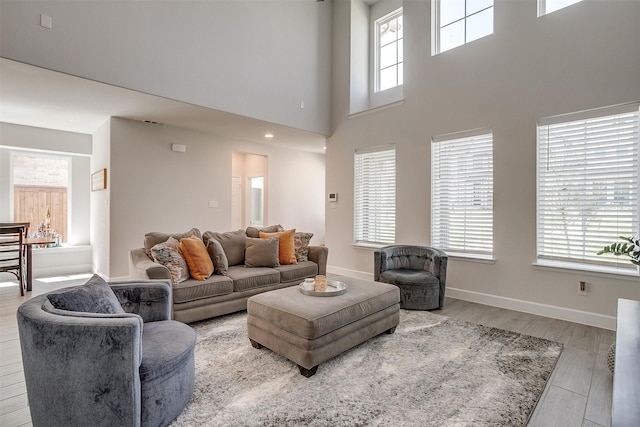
[
  {"x1": 150, "y1": 237, "x2": 189, "y2": 285},
  {"x1": 294, "y1": 231, "x2": 314, "y2": 262}
]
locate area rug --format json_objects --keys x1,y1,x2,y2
[{"x1": 170, "y1": 310, "x2": 562, "y2": 427}]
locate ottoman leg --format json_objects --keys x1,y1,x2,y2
[
  {"x1": 249, "y1": 339, "x2": 263, "y2": 349},
  {"x1": 386, "y1": 326, "x2": 396, "y2": 334},
  {"x1": 298, "y1": 365, "x2": 318, "y2": 378}
]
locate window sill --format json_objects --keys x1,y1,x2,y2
[
  {"x1": 533, "y1": 260, "x2": 640, "y2": 282},
  {"x1": 447, "y1": 252, "x2": 496, "y2": 264},
  {"x1": 348, "y1": 99, "x2": 404, "y2": 119},
  {"x1": 32, "y1": 244, "x2": 91, "y2": 253},
  {"x1": 352, "y1": 243, "x2": 390, "y2": 250}
]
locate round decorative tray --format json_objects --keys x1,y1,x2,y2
[{"x1": 299, "y1": 280, "x2": 347, "y2": 297}]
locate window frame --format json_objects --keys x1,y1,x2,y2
[
  {"x1": 538, "y1": 0, "x2": 583, "y2": 17},
  {"x1": 536, "y1": 103, "x2": 640, "y2": 275},
  {"x1": 9, "y1": 150, "x2": 72, "y2": 243},
  {"x1": 432, "y1": 0, "x2": 494, "y2": 55},
  {"x1": 431, "y1": 129, "x2": 494, "y2": 259},
  {"x1": 353, "y1": 145, "x2": 396, "y2": 248},
  {"x1": 374, "y1": 8, "x2": 403, "y2": 94}
]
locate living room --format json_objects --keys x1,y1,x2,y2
[{"x1": 0, "y1": 0, "x2": 638, "y2": 426}]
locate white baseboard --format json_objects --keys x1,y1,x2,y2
[
  {"x1": 327, "y1": 265, "x2": 616, "y2": 331},
  {"x1": 447, "y1": 287, "x2": 616, "y2": 331},
  {"x1": 327, "y1": 266, "x2": 374, "y2": 281},
  {"x1": 33, "y1": 264, "x2": 93, "y2": 279}
]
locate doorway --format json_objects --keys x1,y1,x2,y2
[{"x1": 231, "y1": 152, "x2": 267, "y2": 229}]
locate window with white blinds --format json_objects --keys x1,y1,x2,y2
[
  {"x1": 431, "y1": 131, "x2": 494, "y2": 257},
  {"x1": 537, "y1": 103, "x2": 640, "y2": 271},
  {"x1": 354, "y1": 146, "x2": 396, "y2": 246}
]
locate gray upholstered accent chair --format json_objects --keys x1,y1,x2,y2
[
  {"x1": 17, "y1": 275, "x2": 196, "y2": 427},
  {"x1": 374, "y1": 245, "x2": 448, "y2": 310}
]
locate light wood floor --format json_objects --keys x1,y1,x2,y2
[{"x1": 0, "y1": 276, "x2": 614, "y2": 427}]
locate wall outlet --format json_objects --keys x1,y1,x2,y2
[{"x1": 578, "y1": 281, "x2": 588, "y2": 296}]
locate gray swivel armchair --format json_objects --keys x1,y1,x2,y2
[
  {"x1": 374, "y1": 245, "x2": 448, "y2": 310},
  {"x1": 17, "y1": 275, "x2": 196, "y2": 427}
]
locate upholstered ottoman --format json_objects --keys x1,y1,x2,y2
[{"x1": 247, "y1": 276, "x2": 400, "y2": 377}]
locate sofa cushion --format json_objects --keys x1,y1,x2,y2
[
  {"x1": 150, "y1": 237, "x2": 190, "y2": 284},
  {"x1": 172, "y1": 275, "x2": 234, "y2": 304},
  {"x1": 144, "y1": 228, "x2": 201, "y2": 255},
  {"x1": 259, "y1": 229, "x2": 298, "y2": 265},
  {"x1": 205, "y1": 238, "x2": 229, "y2": 276},
  {"x1": 245, "y1": 237, "x2": 280, "y2": 268},
  {"x1": 245, "y1": 224, "x2": 283, "y2": 238},
  {"x1": 294, "y1": 231, "x2": 314, "y2": 262},
  {"x1": 227, "y1": 265, "x2": 280, "y2": 292},
  {"x1": 47, "y1": 274, "x2": 125, "y2": 314},
  {"x1": 203, "y1": 229, "x2": 245, "y2": 266},
  {"x1": 179, "y1": 236, "x2": 213, "y2": 280},
  {"x1": 275, "y1": 260, "x2": 319, "y2": 283}
]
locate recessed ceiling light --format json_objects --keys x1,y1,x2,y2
[{"x1": 264, "y1": 133, "x2": 274, "y2": 139}]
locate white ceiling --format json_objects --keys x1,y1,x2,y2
[{"x1": 0, "y1": 59, "x2": 327, "y2": 154}]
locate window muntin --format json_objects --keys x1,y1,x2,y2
[
  {"x1": 435, "y1": 0, "x2": 494, "y2": 54},
  {"x1": 354, "y1": 146, "x2": 396, "y2": 246},
  {"x1": 431, "y1": 131, "x2": 494, "y2": 257},
  {"x1": 375, "y1": 9, "x2": 403, "y2": 92},
  {"x1": 536, "y1": 104, "x2": 640, "y2": 271},
  {"x1": 538, "y1": 0, "x2": 582, "y2": 16}
]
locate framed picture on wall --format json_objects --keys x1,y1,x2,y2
[{"x1": 91, "y1": 168, "x2": 107, "y2": 191}]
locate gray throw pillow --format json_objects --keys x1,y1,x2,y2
[
  {"x1": 206, "y1": 238, "x2": 229, "y2": 275},
  {"x1": 47, "y1": 274, "x2": 125, "y2": 314},
  {"x1": 203, "y1": 229, "x2": 246, "y2": 266},
  {"x1": 245, "y1": 237, "x2": 280, "y2": 268}
]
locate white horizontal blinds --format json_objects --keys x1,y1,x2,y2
[
  {"x1": 537, "y1": 104, "x2": 640, "y2": 269},
  {"x1": 432, "y1": 132, "x2": 494, "y2": 256},
  {"x1": 354, "y1": 146, "x2": 396, "y2": 245}
]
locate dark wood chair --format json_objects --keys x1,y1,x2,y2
[{"x1": 0, "y1": 223, "x2": 29, "y2": 295}]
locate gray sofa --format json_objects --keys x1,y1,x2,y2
[
  {"x1": 17, "y1": 276, "x2": 195, "y2": 427},
  {"x1": 129, "y1": 227, "x2": 328, "y2": 323}
]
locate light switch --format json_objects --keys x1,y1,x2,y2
[
  {"x1": 40, "y1": 14, "x2": 53, "y2": 29},
  {"x1": 208, "y1": 201, "x2": 218, "y2": 208}
]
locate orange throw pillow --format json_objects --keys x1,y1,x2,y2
[
  {"x1": 259, "y1": 229, "x2": 298, "y2": 265},
  {"x1": 179, "y1": 236, "x2": 214, "y2": 280}
]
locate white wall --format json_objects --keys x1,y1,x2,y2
[
  {"x1": 0, "y1": 0, "x2": 332, "y2": 136},
  {"x1": 90, "y1": 119, "x2": 111, "y2": 277},
  {"x1": 107, "y1": 118, "x2": 325, "y2": 279},
  {"x1": 327, "y1": 0, "x2": 640, "y2": 328}
]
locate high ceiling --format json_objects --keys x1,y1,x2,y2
[{"x1": 0, "y1": 59, "x2": 327, "y2": 154}]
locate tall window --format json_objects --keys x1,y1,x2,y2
[
  {"x1": 375, "y1": 8, "x2": 403, "y2": 92},
  {"x1": 538, "y1": 0, "x2": 582, "y2": 16},
  {"x1": 354, "y1": 146, "x2": 396, "y2": 246},
  {"x1": 12, "y1": 153, "x2": 69, "y2": 242},
  {"x1": 433, "y1": 0, "x2": 494, "y2": 54},
  {"x1": 432, "y1": 131, "x2": 494, "y2": 257},
  {"x1": 537, "y1": 103, "x2": 639, "y2": 272}
]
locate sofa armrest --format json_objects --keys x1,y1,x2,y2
[
  {"x1": 307, "y1": 245, "x2": 328, "y2": 276},
  {"x1": 129, "y1": 248, "x2": 171, "y2": 280},
  {"x1": 110, "y1": 280, "x2": 172, "y2": 322}
]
